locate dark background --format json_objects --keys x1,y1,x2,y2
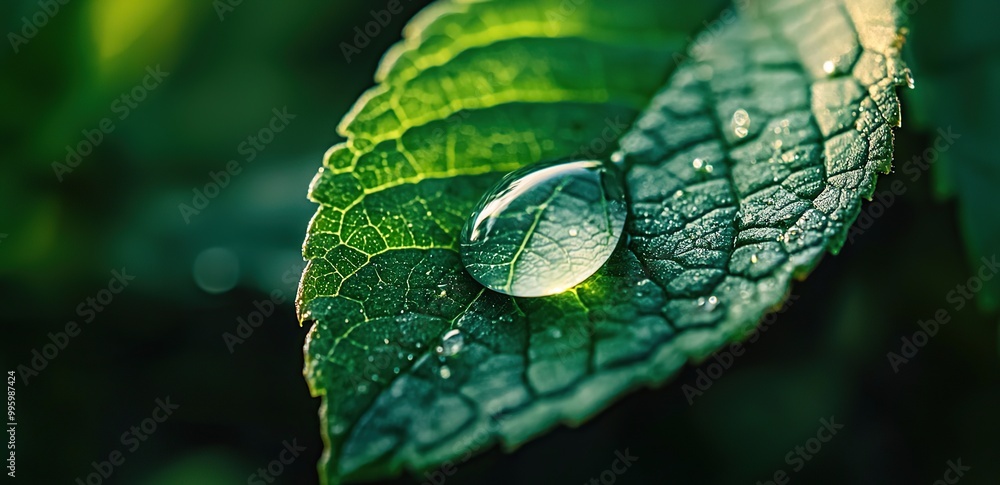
[{"x1": 1, "y1": 1, "x2": 998, "y2": 484}]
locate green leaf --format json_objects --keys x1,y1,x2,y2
[
  {"x1": 909, "y1": 0, "x2": 1000, "y2": 312},
  {"x1": 297, "y1": 0, "x2": 909, "y2": 483}
]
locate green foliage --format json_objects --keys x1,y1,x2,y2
[
  {"x1": 297, "y1": 0, "x2": 909, "y2": 482},
  {"x1": 909, "y1": 0, "x2": 1000, "y2": 311}
]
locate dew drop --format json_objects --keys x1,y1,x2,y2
[
  {"x1": 732, "y1": 109, "x2": 751, "y2": 138},
  {"x1": 460, "y1": 159, "x2": 627, "y2": 297},
  {"x1": 697, "y1": 295, "x2": 719, "y2": 312},
  {"x1": 439, "y1": 366, "x2": 452, "y2": 379},
  {"x1": 192, "y1": 247, "x2": 240, "y2": 294},
  {"x1": 438, "y1": 329, "x2": 465, "y2": 356},
  {"x1": 733, "y1": 109, "x2": 750, "y2": 125},
  {"x1": 822, "y1": 60, "x2": 836, "y2": 75},
  {"x1": 751, "y1": 254, "x2": 759, "y2": 264},
  {"x1": 901, "y1": 68, "x2": 916, "y2": 89}
]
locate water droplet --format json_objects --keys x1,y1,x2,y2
[
  {"x1": 383, "y1": 338, "x2": 390, "y2": 344},
  {"x1": 460, "y1": 159, "x2": 627, "y2": 297},
  {"x1": 751, "y1": 254, "x2": 759, "y2": 264},
  {"x1": 732, "y1": 109, "x2": 751, "y2": 138},
  {"x1": 192, "y1": 247, "x2": 240, "y2": 294},
  {"x1": 697, "y1": 295, "x2": 719, "y2": 312},
  {"x1": 439, "y1": 366, "x2": 452, "y2": 379},
  {"x1": 437, "y1": 329, "x2": 464, "y2": 356},
  {"x1": 732, "y1": 109, "x2": 750, "y2": 125},
  {"x1": 901, "y1": 68, "x2": 915, "y2": 89},
  {"x1": 692, "y1": 158, "x2": 714, "y2": 174},
  {"x1": 406, "y1": 353, "x2": 414, "y2": 361},
  {"x1": 332, "y1": 423, "x2": 347, "y2": 435},
  {"x1": 822, "y1": 60, "x2": 836, "y2": 75}
]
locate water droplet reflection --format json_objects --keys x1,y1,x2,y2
[{"x1": 460, "y1": 159, "x2": 627, "y2": 297}]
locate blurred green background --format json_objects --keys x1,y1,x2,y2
[{"x1": 1, "y1": 0, "x2": 997, "y2": 484}]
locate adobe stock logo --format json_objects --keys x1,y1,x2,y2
[
  {"x1": 7, "y1": 0, "x2": 71, "y2": 54},
  {"x1": 52, "y1": 66, "x2": 170, "y2": 182},
  {"x1": 17, "y1": 268, "x2": 136, "y2": 385},
  {"x1": 757, "y1": 417, "x2": 844, "y2": 485},
  {"x1": 887, "y1": 254, "x2": 999, "y2": 372},
  {"x1": 933, "y1": 458, "x2": 971, "y2": 485},
  {"x1": 247, "y1": 439, "x2": 307, "y2": 485},
  {"x1": 583, "y1": 449, "x2": 639, "y2": 485},
  {"x1": 340, "y1": 0, "x2": 414, "y2": 63},
  {"x1": 74, "y1": 397, "x2": 179, "y2": 485},
  {"x1": 213, "y1": 0, "x2": 244, "y2": 21},
  {"x1": 178, "y1": 107, "x2": 296, "y2": 223}
]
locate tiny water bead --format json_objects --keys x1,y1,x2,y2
[
  {"x1": 460, "y1": 159, "x2": 627, "y2": 298},
  {"x1": 732, "y1": 109, "x2": 751, "y2": 138},
  {"x1": 436, "y1": 329, "x2": 464, "y2": 356}
]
